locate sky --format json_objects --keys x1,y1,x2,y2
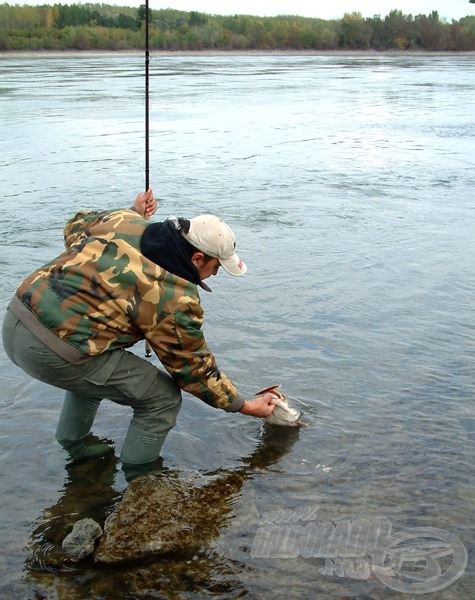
[
  {"x1": 16, "y1": 1, "x2": 475, "y2": 22},
  {"x1": 142, "y1": 0, "x2": 474, "y2": 21}
]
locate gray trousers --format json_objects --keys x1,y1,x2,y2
[{"x1": 2, "y1": 308, "x2": 182, "y2": 436}]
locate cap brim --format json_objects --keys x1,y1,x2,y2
[{"x1": 219, "y1": 253, "x2": 247, "y2": 276}]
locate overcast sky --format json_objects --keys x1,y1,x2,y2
[
  {"x1": 144, "y1": 1, "x2": 473, "y2": 21},
  {"x1": 18, "y1": 1, "x2": 475, "y2": 21}
]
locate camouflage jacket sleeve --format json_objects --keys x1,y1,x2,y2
[
  {"x1": 63, "y1": 210, "x2": 108, "y2": 248},
  {"x1": 145, "y1": 284, "x2": 245, "y2": 412},
  {"x1": 63, "y1": 207, "x2": 141, "y2": 248}
]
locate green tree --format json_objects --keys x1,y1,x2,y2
[
  {"x1": 189, "y1": 11, "x2": 206, "y2": 27},
  {"x1": 249, "y1": 19, "x2": 270, "y2": 48},
  {"x1": 338, "y1": 12, "x2": 372, "y2": 48},
  {"x1": 457, "y1": 15, "x2": 475, "y2": 49},
  {"x1": 413, "y1": 11, "x2": 448, "y2": 50},
  {"x1": 117, "y1": 13, "x2": 136, "y2": 30},
  {"x1": 136, "y1": 4, "x2": 152, "y2": 30},
  {"x1": 383, "y1": 9, "x2": 413, "y2": 49},
  {"x1": 0, "y1": 4, "x2": 473, "y2": 52}
]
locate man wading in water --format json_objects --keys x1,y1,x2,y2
[{"x1": 2, "y1": 189, "x2": 276, "y2": 480}]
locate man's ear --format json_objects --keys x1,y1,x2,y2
[{"x1": 190, "y1": 251, "x2": 205, "y2": 268}]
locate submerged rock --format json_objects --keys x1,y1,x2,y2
[
  {"x1": 94, "y1": 470, "x2": 244, "y2": 564},
  {"x1": 94, "y1": 426, "x2": 301, "y2": 564},
  {"x1": 62, "y1": 518, "x2": 103, "y2": 560}
]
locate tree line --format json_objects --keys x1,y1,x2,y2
[{"x1": 1, "y1": 3, "x2": 474, "y2": 52}]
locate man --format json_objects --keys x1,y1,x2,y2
[{"x1": 2, "y1": 189, "x2": 275, "y2": 479}]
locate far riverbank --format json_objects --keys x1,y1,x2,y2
[{"x1": 2, "y1": 49, "x2": 475, "y2": 59}]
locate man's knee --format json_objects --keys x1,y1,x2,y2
[{"x1": 132, "y1": 372, "x2": 183, "y2": 433}]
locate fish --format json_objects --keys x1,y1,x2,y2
[{"x1": 255, "y1": 384, "x2": 307, "y2": 427}]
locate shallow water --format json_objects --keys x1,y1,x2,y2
[{"x1": 0, "y1": 52, "x2": 474, "y2": 598}]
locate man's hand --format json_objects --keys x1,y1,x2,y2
[
  {"x1": 239, "y1": 393, "x2": 276, "y2": 418},
  {"x1": 133, "y1": 188, "x2": 157, "y2": 219}
]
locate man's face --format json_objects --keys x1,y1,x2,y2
[{"x1": 192, "y1": 254, "x2": 221, "y2": 280}]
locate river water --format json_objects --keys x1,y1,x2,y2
[{"x1": 0, "y1": 52, "x2": 474, "y2": 599}]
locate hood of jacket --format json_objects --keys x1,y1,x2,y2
[{"x1": 140, "y1": 220, "x2": 211, "y2": 291}]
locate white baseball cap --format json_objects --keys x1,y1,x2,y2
[{"x1": 182, "y1": 214, "x2": 247, "y2": 276}]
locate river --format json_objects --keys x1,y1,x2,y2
[{"x1": 0, "y1": 51, "x2": 474, "y2": 599}]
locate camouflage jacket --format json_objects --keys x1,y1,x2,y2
[{"x1": 14, "y1": 209, "x2": 244, "y2": 412}]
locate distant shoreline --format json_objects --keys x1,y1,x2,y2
[{"x1": 2, "y1": 49, "x2": 475, "y2": 59}]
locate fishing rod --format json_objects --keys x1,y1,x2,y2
[
  {"x1": 144, "y1": 0, "x2": 150, "y2": 192},
  {"x1": 144, "y1": 0, "x2": 153, "y2": 358}
]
